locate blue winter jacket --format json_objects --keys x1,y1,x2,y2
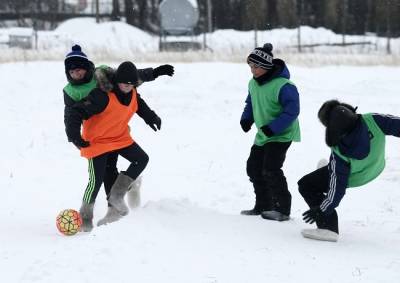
[
  {"x1": 240, "y1": 59, "x2": 300, "y2": 135},
  {"x1": 321, "y1": 114, "x2": 400, "y2": 214}
]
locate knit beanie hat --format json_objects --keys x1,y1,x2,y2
[
  {"x1": 247, "y1": 43, "x2": 274, "y2": 70},
  {"x1": 115, "y1": 61, "x2": 138, "y2": 85},
  {"x1": 318, "y1": 100, "x2": 359, "y2": 147},
  {"x1": 64, "y1": 44, "x2": 91, "y2": 72}
]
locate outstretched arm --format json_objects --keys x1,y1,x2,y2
[
  {"x1": 373, "y1": 113, "x2": 400, "y2": 137},
  {"x1": 137, "y1": 64, "x2": 174, "y2": 86},
  {"x1": 136, "y1": 93, "x2": 161, "y2": 131}
]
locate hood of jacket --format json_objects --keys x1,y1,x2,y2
[{"x1": 254, "y1": 59, "x2": 290, "y2": 85}]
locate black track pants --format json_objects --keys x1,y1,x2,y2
[
  {"x1": 298, "y1": 166, "x2": 339, "y2": 233},
  {"x1": 82, "y1": 142, "x2": 149, "y2": 204}
]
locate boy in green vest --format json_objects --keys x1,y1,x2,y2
[
  {"x1": 63, "y1": 45, "x2": 174, "y2": 230},
  {"x1": 240, "y1": 43, "x2": 301, "y2": 221},
  {"x1": 299, "y1": 99, "x2": 400, "y2": 242}
]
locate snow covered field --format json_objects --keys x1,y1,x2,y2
[{"x1": 1, "y1": 61, "x2": 399, "y2": 282}]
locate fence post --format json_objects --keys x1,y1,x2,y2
[
  {"x1": 96, "y1": 0, "x2": 100, "y2": 23},
  {"x1": 385, "y1": 0, "x2": 391, "y2": 54},
  {"x1": 341, "y1": 0, "x2": 347, "y2": 45},
  {"x1": 297, "y1": 0, "x2": 303, "y2": 52}
]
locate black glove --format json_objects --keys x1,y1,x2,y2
[
  {"x1": 240, "y1": 119, "x2": 253, "y2": 133},
  {"x1": 149, "y1": 115, "x2": 162, "y2": 131},
  {"x1": 153, "y1": 64, "x2": 174, "y2": 78},
  {"x1": 72, "y1": 136, "x2": 90, "y2": 149},
  {"x1": 302, "y1": 206, "x2": 324, "y2": 224},
  {"x1": 261, "y1": 125, "x2": 274, "y2": 137}
]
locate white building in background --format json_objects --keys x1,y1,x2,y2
[{"x1": 64, "y1": 0, "x2": 118, "y2": 14}]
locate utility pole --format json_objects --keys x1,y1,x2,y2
[{"x1": 297, "y1": 0, "x2": 303, "y2": 52}]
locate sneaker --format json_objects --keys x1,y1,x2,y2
[
  {"x1": 261, "y1": 210, "x2": 290, "y2": 221},
  {"x1": 301, "y1": 228, "x2": 338, "y2": 242}
]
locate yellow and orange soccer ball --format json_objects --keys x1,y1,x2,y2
[{"x1": 56, "y1": 209, "x2": 82, "y2": 235}]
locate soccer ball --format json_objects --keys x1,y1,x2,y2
[{"x1": 56, "y1": 209, "x2": 82, "y2": 235}]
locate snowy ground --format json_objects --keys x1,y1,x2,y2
[{"x1": 1, "y1": 61, "x2": 400, "y2": 282}]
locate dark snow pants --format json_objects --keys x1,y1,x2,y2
[
  {"x1": 83, "y1": 142, "x2": 149, "y2": 204},
  {"x1": 298, "y1": 166, "x2": 339, "y2": 233},
  {"x1": 246, "y1": 142, "x2": 292, "y2": 215}
]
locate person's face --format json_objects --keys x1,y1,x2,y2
[
  {"x1": 118, "y1": 83, "x2": 134, "y2": 94},
  {"x1": 69, "y1": 68, "x2": 87, "y2": 80},
  {"x1": 248, "y1": 62, "x2": 268, "y2": 78}
]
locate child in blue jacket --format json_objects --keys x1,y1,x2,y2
[
  {"x1": 240, "y1": 43, "x2": 301, "y2": 221},
  {"x1": 299, "y1": 100, "x2": 400, "y2": 242}
]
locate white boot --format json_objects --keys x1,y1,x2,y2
[
  {"x1": 301, "y1": 228, "x2": 339, "y2": 242},
  {"x1": 127, "y1": 175, "x2": 142, "y2": 209},
  {"x1": 97, "y1": 205, "x2": 122, "y2": 226},
  {"x1": 108, "y1": 173, "x2": 134, "y2": 216}
]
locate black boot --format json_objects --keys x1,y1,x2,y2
[
  {"x1": 241, "y1": 183, "x2": 272, "y2": 215},
  {"x1": 316, "y1": 210, "x2": 339, "y2": 234},
  {"x1": 240, "y1": 203, "x2": 264, "y2": 215},
  {"x1": 260, "y1": 170, "x2": 291, "y2": 221}
]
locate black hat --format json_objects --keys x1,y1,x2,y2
[
  {"x1": 115, "y1": 61, "x2": 138, "y2": 85},
  {"x1": 247, "y1": 43, "x2": 274, "y2": 70},
  {"x1": 64, "y1": 44, "x2": 91, "y2": 72},
  {"x1": 318, "y1": 100, "x2": 359, "y2": 147}
]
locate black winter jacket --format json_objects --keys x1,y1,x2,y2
[
  {"x1": 64, "y1": 67, "x2": 156, "y2": 141},
  {"x1": 65, "y1": 87, "x2": 159, "y2": 143}
]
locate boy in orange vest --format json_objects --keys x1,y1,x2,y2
[{"x1": 65, "y1": 61, "x2": 162, "y2": 231}]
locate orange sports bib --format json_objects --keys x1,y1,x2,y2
[{"x1": 80, "y1": 90, "x2": 138, "y2": 158}]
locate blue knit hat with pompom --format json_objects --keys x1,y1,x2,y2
[{"x1": 64, "y1": 44, "x2": 91, "y2": 72}]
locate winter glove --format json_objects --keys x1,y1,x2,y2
[
  {"x1": 302, "y1": 206, "x2": 324, "y2": 224},
  {"x1": 72, "y1": 136, "x2": 90, "y2": 149},
  {"x1": 153, "y1": 64, "x2": 174, "y2": 78},
  {"x1": 240, "y1": 119, "x2": 253, "y2": 133},
  {"x1": 148, "y1": 115, "x2": 162, "y2": 131},
  {"x1": 261, "y1": 125, "x2": 274, "y2": 137}
]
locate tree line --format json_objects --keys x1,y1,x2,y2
[{"x1": 0, "y1": 0, "x2": 399, "y2": 37}]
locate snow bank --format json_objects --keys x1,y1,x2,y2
[{"x1": 0, "y1": 18, "x2": 399, "y2": 65}]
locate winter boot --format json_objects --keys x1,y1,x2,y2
[
  {"x1": 261, "y1": 210, "x2": 290, "y2": 221},
  {"x1": 108, "y1": 173, "x2": 134, "y2": 216},
  {"x1": 79, "y1": 202, "x2": 94, "y2": 232},
  {"x1": 262, "y1": 170, "x2": 291, "y2": 220},
  {"x1": 240, "y1": 207, "x2": 263, "y2": 215},
  {"x1": 97, "y1": 205, "x2": 122, "y2": 226},
  {"x1": 241, "y1": 183, "x2": 272, "y2": 215},
  {"x1": 301, "y1": 228, "x2": 339, "y2": 242},
  {"x1": 127, "y1": 175, "x2": 142, "y2": 209}
]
